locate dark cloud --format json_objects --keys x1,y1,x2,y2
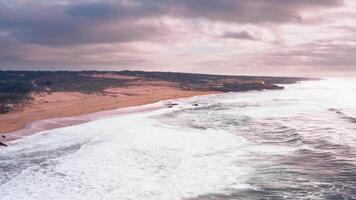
[
  {"x1": 0, "y1": 1, "x2": 167, "y2": 46},
  {"x1": 9, "y1": 21, "x2": 165, "y2": 45},
  {"x1": 66, "y1": 2, "x2": 112, "y2": 18},
  {"x1": 222, "y1": 31, "x2": 259, "y2": 40},
  {"x1": 0, "y1": 35, "x2": 150, "y2": 69},
  {"x1": 0, "y1": 0, "x2": 343, "y2": 46},
  {"x1": 65, "y1": 0, "x2": 344, "y2": 23}
]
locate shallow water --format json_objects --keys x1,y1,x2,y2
[{"x1": 0, "y1": 78, "x2": 356, "y2": 200}]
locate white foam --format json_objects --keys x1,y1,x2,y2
[
  {"x1": 0, "y1": 109, "x2": 252, "y2": 200},
  {"x1": 2, "y1": 78, "x2": 356, "y2": 199}
]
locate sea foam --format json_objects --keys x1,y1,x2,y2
[
  {"x1": 0, "y1": 108, "x2": 252, "y2": 200},
  {"x1": 1, "y1": 78, "x2": 356, "y2": 199}
]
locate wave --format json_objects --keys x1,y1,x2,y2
[
  {"x1": 2, "y1": 79, "x2": 356, "y2": 199},
  {"x1": 328, "y1": 108, "x2": 356, "y2": 123}
]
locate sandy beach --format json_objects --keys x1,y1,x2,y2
[
  {"x1": 0, "y1": 71, "x2": 302, "y2": 143},
  {"x1": 0, "y1": 82, "x2": 217, "y2": 141}
]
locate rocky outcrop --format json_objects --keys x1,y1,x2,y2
[
  {"x1": 0, "y1": 104, "x2": 14, "y2": 113},
  {"x1": 166, "y1": 103, "x2": 178, "y2": 108},
  {"x1": 0, "y1": 141, "x2": 7, "y2": 147}
]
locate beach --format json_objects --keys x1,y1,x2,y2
[
  {"x1": 0, "y1": 83, "x2": 217, "y2": 141},
  {"x1": 1, "y1": 0, "x2": 354, "y2": 198},
  {"x1": 1, "y1": 79, "x2": 355, "y2": 199},
  {"x1": 0, "y1": 71, "x2": 306, "y2": 142}
]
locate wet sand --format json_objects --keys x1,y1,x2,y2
[{"x1": 0, "y1": 84, "x2": 217, "y2": 142}]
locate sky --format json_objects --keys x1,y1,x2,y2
[{"x1": 0, "y1": 0, "x2": 355, "y2": 76}]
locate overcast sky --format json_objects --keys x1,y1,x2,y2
[{"x1": 0, "y1": 0, "x2": 355, "y2": 76}]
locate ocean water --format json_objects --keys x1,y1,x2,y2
[{"x1": 0, "y1": 78, "x2": 356, "y2": 200}]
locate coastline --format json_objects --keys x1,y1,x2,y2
[
  {"x1": 0, "y1": 86, "x2": 218, "y2": 142},
  {"x1": 0, "y1": 71, "x2": 309, "y2": 144}
]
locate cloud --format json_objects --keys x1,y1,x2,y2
[
  {"x1": 253, "y1": 41, "x2": 356, "y2": 75},
  {"x1": 0, "y1": 1, "x2": 170, "y2": 46},
  {"x1": 9, "y1": 21, "x2": 166, "y2": 45},
  {"x1": 0, "y1": 35, "x2": 150, "y2": 69},
  {"x1": 222, "y1": 31, "x2": 260, "y2": 40},
  {"x1": 65, "y1": 0, "x2": 344, "y2": 23},
  {"x1": 0, "y1": 0, "x2": 344, "y2": 46},
  {"x1": 66, "y1": 2, "x2": 113, "y2": 18},
  {"x1": 1, "y1": 0, "x2": 355, "y2": 76},
  {"x1": 166, "y1": 0, "x2": 342, "y2": 23}
]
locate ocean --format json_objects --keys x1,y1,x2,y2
[{"x1": 0, "y1": 78, "x2": 356, "y2": 200}]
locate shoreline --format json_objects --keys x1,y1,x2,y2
[
  {"x1": 0, "y1": 70, "x2": 309, "y2": 144},
  {"x1": 2, "y1": 101, "x2": 165, "y2": 143},
  {"x1": 0, "y1": 89, "x2": 219, "y2": 143}
]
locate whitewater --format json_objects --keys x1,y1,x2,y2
[{"x1": 0, "y1": 78, "x2": 356, "y2": 200}]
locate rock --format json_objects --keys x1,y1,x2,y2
[
  {"x1": 166, "y1": 103, "x2": 178, "y2": 108},
  {"x1": 193, "y1": 103, "x2": 199, "y2": 106},
  {"x1": 0, "y1": 142, "x2": 8, "y2": 147},
  {"x1": 1, "y1": 135, "x2": 6, "y2": 138},
  {"x1": 1, "y1": 104, "x2": 14, "y2": 113}
]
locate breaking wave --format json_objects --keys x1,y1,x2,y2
[{"x1": 328, "y1": 108, "x2": 356, "y2": 123}]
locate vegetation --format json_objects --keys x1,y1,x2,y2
[
  {"x1": 0, "y1": 70, "x2": 310, "y2": 112},
  {"x1": 0, "y1": 71, "x2": 131, "y2": 105},
  {"x1": 116, "y1": 70, "x2": 310, "y2": 91},
  {"x1": 0, "y1": 72, "x2": 32, "y2": 104}
]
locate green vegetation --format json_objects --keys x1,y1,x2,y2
[
  {"x1": 0, "y1": 71, "x2": 132, "y2": 105},
  {"x1": 0, "y1": 70, "x2": 310, "y2": 112},
  {"x1": 0, "y1": 73, "x2": 32, "y2": 104},
  {"x1": 116, "y1": 70, "x2": 310, "y2": 91}
]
